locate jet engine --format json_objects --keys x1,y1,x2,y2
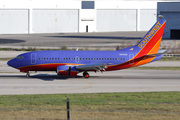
[{"x1": 57, "y1": 66, "x2": 78, "y2": 76}]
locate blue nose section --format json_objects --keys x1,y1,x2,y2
[{"x1": 7, "y1": 59, "x2": 15, "y2": 68}]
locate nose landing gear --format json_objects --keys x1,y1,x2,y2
[{"x1": 26, "y1": 73, "x2": 30, "y2": 78}]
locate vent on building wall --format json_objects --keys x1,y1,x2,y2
[
  {"x1": 171, "y1": 29, "x2": 180, "y2": 39},
  {"x1": 82, "y1": 1, "x2": 95, "y2": 9}
]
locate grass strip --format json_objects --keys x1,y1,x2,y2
[
  {"x1": 160, "y1": 57, "x2": 180, "y2": 61},
  {"x1": 131, "y1": 67, "x2": 180, "y2": 70},
  {"x1": 0, "y1": 58, "x2": 13, "y2": 61},
  {"x1": 0, "y1": 92, "x2": 180, "y2": 119},
  {"x1": 1, "y1": 92, "x2": 180, "y2": 103}
]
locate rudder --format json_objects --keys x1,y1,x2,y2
[{"x1": 136, "y1": 19, "x2": 166, "y2": 55}]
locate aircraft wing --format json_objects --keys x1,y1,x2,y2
[{"x1": 76, "y1": 63, "x2": 108, "y2": 71}]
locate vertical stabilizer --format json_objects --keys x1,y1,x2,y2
[
  {"x1": 131, "y1": 19, "x2": 166, "y2": 67},
  {"x1": 132, "y1": 19, "x2": 166, "y2": 58},
  {"x1": 137, "y1": 19, "x2": 166, "y2": 54}
]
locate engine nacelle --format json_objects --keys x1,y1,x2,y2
[{"x1": 57, "y1": 66, "x2": 78, "y2": 76}]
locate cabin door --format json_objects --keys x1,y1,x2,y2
[
  {"x1": 129, "y1": 54, "x2": 134, "y2": 65},
  {"x1": 31, "y1": 53, "x2": 36, "y2": 64},
  {"x1": 75, "y1": 56, "x2": 80, "y2": 63}
]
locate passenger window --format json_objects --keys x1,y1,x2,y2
[
  {"x1": 107, "y1": 58, "x2": 109, "y2": 60},
  {"x1": 102, "y1": 58, "x2": 103, "y2": 60},
  {"x1": 63, "y1": 58, "x2": 65, "y2": 60}
]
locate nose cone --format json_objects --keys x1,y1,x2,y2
[{"x1": 7, "y1": 59, "x2": 15, "y2": 68}]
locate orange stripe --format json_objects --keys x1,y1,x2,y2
[{"x1": 148, "y1": 37, "x2": 162, "y2": 55}]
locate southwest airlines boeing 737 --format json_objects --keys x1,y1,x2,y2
[{"x1": 7, "y1": 19, "x2": 166, "y2": 78}]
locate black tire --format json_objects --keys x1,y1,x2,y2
[
  {"x1": 26, "y1": 73, "x2": 30, "y2": 78},
  {"x1": 84, "y1": 73, "x2": 89, "y2": 78}
]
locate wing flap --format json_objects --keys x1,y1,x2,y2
[{"x1": 76, "y1": 63, "x2": 108, "y2": 71}]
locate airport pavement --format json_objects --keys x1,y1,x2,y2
[
  {"x1": 0, "y1": 69, "x2": 180, "y2": 95},
  {"x1": 0, "y1": 32, "x2": 179, "y2": 51},
  {"x1": 0, "y1": 32, "x2": 146, "y2": 48},
  {"x1": 0, "y1": 51, "x2": 26, "y2": 58}
]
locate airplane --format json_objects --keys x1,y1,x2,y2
[{"x1": 7, "y1": 19, "x2": 166, "y2": 78}]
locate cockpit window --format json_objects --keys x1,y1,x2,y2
[{"x1": 16, "y1": 56, "x2": 24, "y2": 60}]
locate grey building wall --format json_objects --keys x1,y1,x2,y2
[
  {"x1": 140, "y1": 9, "x2": 157, "y2": 31},
  {"x1": 96, "y1": 9, "x2": 137, "y2": 32},
  {"x1": 157, "y1": 2, "x2": 180, "y2": 39},
  {"x1": 0, "y1": 9, "x2": 29, "y2": 34},
  {"x1": 33, "y1": 9, "x2": 79, "y2": 33}
]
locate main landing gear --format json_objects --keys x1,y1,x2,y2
[{"x1": 83, "y1": 72, "x2": 89, "y2": 78}]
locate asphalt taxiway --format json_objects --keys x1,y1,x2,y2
[
  {"x1": 0, "y1": 69, "x2": 180, "y2": 95},
  {"x1": 0, "y1": 32, "x2": 179, "y2": 51}
]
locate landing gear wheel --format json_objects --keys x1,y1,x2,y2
[
  {"x1": 26, "y1": 73, "x2": 30, "y2": 78},
  {"x1": 83, "y1": 72, "x2": 89, "y2": 78}
]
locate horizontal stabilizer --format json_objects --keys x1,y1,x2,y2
[
  {"x1": 145, "y1": 49, "x2": 166, "y2": 58},
  {"x1": 158, "y1": 50, "x2": 166, "y2": 54}
]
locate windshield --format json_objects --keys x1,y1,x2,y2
[{"x1": 15, "y1": 56, "x2": 24, "y2": 60}]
